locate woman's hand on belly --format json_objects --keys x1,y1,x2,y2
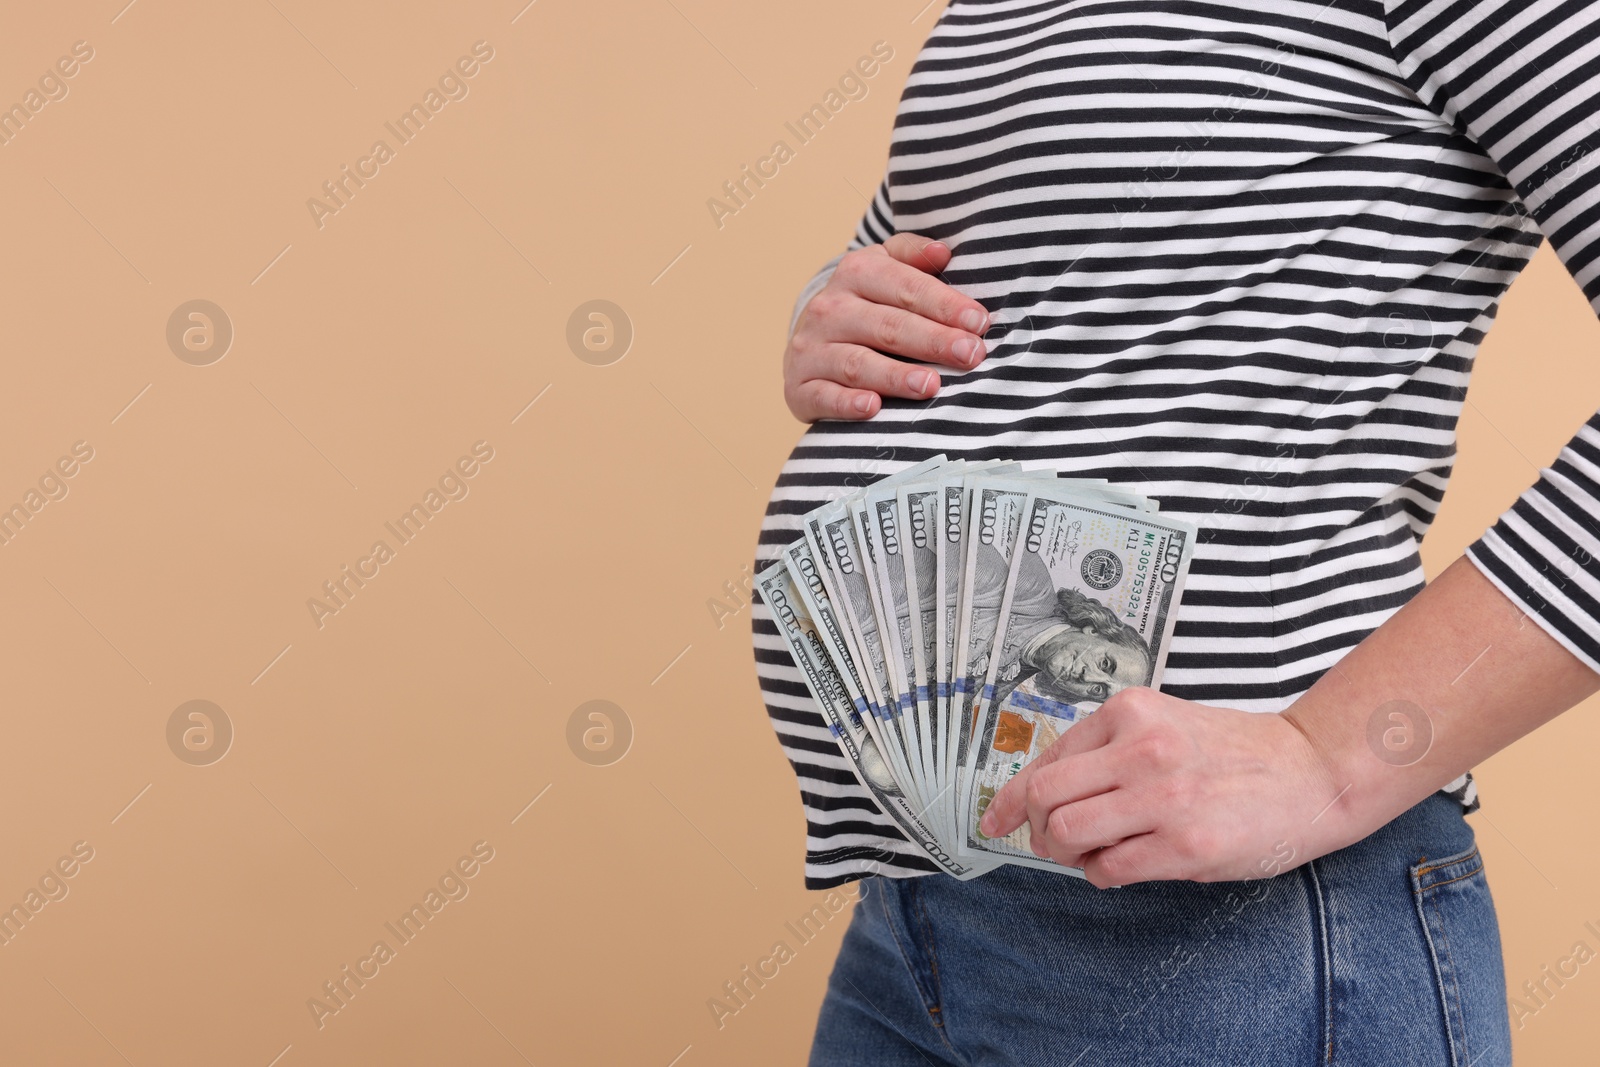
[
  {"x1": 980, "y1": 689, "x2": 1344, "y2": 889},
  {"x1": 784, "y1": 234, "x2": 991, "y2": 422}
]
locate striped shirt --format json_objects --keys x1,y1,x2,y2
[{"x1": 751, "y1": 0, "x2": 1600, "y2": 889}]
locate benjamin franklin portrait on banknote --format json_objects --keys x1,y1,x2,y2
[{"x1": 970, "y1": 539, "x2": 1151, "y2": 713}]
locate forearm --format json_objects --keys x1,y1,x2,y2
[{"x1": 1283, "y1": 554, "x2": 1600, "y2": 854}]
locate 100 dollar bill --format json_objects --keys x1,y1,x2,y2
[{"x1": 960, "y1": 487, "x2": 1195, "y2": 871}]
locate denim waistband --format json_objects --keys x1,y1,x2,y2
[{"x1": 809, "y1": 792, "x2": 1511, "y2": 1067}]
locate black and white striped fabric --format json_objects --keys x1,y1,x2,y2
[{"x1": 752, "y1": 0, "x2": 1600, "y2": 889}]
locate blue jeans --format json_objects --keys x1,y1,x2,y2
[{"x1": 809, "y1": 792, "x2": 1509, "y2": 1066}]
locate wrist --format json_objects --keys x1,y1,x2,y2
[
  {"x1": 1279, "y1": 690, "x2": 1449, "y2": 854},
  {"x1": 1277, "y1": 696, "x2": 1393, "y2": 855}
]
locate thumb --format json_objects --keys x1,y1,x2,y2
[{"x1": 883, "y1": 232, "x2": 951, "y2": 275}]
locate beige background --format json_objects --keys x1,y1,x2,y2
[{"x1": 0, "y1": 1, "x2": 1596, "y2": 1064}]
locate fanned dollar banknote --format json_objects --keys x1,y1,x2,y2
[
  {"x1": 759, "y1": 458, "x2": 1195, "y2": 879},
  {"x1": 755, "y1": 559, "x2": 986, "y2": 879}
]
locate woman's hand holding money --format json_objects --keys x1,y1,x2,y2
[
  {"x1": 979, "y1": 688, "x2": 1340, "y2": 888},
  {"x1": 981, "y1": 556, "x2": 1600, "y2": 890}
]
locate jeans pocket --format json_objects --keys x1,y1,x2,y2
[{"x1": 1410, "y1": 842, "x2": 1511, "y2": 1067}]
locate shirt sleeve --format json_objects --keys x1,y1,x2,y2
[
  {"x1": 787, "y1": 176, "x2": 897, "y2": 339},
  {"x1": 1384, "y1": 0, "x2": 1600, "y2": 674}
]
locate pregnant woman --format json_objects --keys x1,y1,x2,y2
[{"x1": 750, "y1": 1, "x2": 1600, "y2": 1063}]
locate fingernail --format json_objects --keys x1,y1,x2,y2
[
  {"x1": 953, "y1": 336, "x2": 983, "y2": 366},
  {"x1": 853, "y1": 393, "x2": 874, "y2": 414},
  {"x1": 959, "y1": 308, "x2": 987, "y2": 333},
  {"x1": 910, "y1": 370, "x2": 936, "y2": 395},
  {"x1": 979, "y1": 810, "x2": 995, "y2": 835}
]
